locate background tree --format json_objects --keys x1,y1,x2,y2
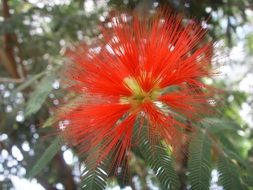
[{"x1": 0, "y1": 0, "x2": 253, "y2": 189}]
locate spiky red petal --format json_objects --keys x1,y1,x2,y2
[{"x1": 58, "y1": 10, "x2": 215, "y2": 170}]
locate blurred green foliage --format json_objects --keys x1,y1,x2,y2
[{"x1": 0, "y1": 0, "x2": 253, "y2": 189}]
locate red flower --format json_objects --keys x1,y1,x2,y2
[{"x1": 59, "y1": 11, "x2": 214, "y2": 169}]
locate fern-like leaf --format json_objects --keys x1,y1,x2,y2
[
  {"x1": 139, "y1": 136, "x2": 180, "y2": 190},
  {"x1": 27, "y1": 136, "x2": 62, "y2": 178},
  {"x1": 80, "y1": 161, "x2": 108, "y2": 190},
  {"x1": 217, "y1": 155, "x2": 245, "y2": 190},
  {"x1": 188, "y1": 130, "x2": 212, "y2": 190},
  {"x1": 242, "y1": 175, "x2": 253, "y2": 187},
  {"x1": 202, "y1": 118, "x2": 241, "y2": 134},
  {"x1": 25, "y1": 73, "x2": 55, "y2": 117}
]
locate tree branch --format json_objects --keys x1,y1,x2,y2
[
  {"x1": 1, "y1": 0, "x2": 21, "y2": 78},
  {"x1": 0, "y1": 77, "x2": 24, "y2": 83},
  {"x1": 55, "y1": 153, "x2": 77, "y2": 190},
  {"x1": 175, "y1": 121, "x2": 192, "y2": 190}
]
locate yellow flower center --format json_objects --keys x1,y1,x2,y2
[{"x1": 120, "y1": 77, "x2": 161, "y2": 108}]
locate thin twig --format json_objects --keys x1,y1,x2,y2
[{"x1": 0, "y1": 77, "x2": 25, "y2": 83}]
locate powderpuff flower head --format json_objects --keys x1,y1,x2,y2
[{"x1": 59, "y1": 10, "x2": 215, "y2": 170}]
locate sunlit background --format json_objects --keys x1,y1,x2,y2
[{"x1": 0, "y1": 0, "x2": 253, "y2": 189}]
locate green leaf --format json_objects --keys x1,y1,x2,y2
[
  {"x1": 188, "y1": 131, "x2": 212, "y2": 190},
  {"x1": 80, "y1": 154, "x2": 108, "y2": 190},
  {"x1": 218, "y1": 136, "x2": 253, "y2": 182},
  {"x1": 203, "y1": 117, "x2": 250, "y2": 163},
  {"x1": 14, "y1": 71, "x2": 46, "y2": 93},
  {"x1": 139, "y1": 136, "x2": 180, "y2": 190},
  {"x1": 27, "y1": 136, "x2": 63, "y2": 178},
  {"x1": 202, "y1": 118, "x2": 240, "y2": 134},
  {"x1": 25, "y1": 73, "x2": 55, "y2": 117},
  {"x1": 42, "y1": 116, "x2": 56, "y2": 128},
  {"x1": 242, "y1": 175, "x2": 253, "y2": 187},
  {"x1": 218, "y1": 133, "x2": 239, "y2": 154},
  {"x1": 217, "y1": 155, "x2": 245, "y2": 190}
]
